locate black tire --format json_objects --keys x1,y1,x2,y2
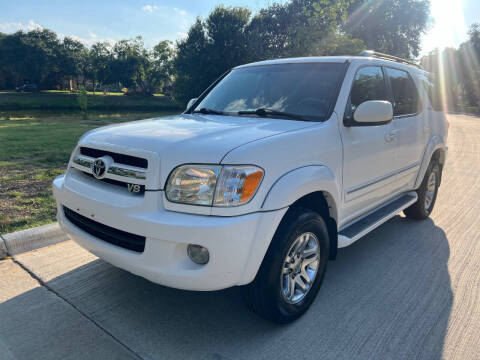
[
  {"x1": 246, "y1": 207, "x2": 329, "y2": 323},
  {"x1": 404, "y1": 161, "x2": 441, "y2": 220}
]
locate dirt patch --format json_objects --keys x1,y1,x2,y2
[{"x1": 0, "y1": 167, "x2": 60, "y2": 233}]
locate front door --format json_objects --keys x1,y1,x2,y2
[{"x1": 340, "y1": 65, "x2": 398, "y2": 224}]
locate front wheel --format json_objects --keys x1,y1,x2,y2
[
  {"x1": 246, "y1": 207, "x2": 329, "y2": 323},
  {"x1": 404, "y1": 161, "x2": 441, "y2": 220}
]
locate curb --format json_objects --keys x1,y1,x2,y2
[
  {"x1": 0, "y1": 222, "x2": 68, "y2": 259},
  {"x1": 0, "y1": 234, "x2": 7, "y2": 259}
]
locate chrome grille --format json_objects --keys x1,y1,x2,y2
[
  {"x1": 71, "y1": 147, "x2": 149, "y2": 193},
  {"x1": 79, "y1": 147, "x2": 148, "y2": 169}
]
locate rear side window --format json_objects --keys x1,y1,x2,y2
[
  {"x1": 421, "y1": 75, "x2": 444, "y2": 111},
  {"x1": 349, "y1": 66, "x2": 389, "y2": 114},
  {"x1": 386, "y1": 68, "x2": 420, "y2": 116}
]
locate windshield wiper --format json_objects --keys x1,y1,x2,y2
[
  {"x1": 237, "y1": 108, "x2": 312, "y2": 121},
  {"x1": 192, "y1": 107, "x2": 225, "y2": 115}
]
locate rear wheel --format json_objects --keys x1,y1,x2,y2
[
  {"x1": 246, "y1": 207, "x2": 329, "y2": 323},
  {"x1": 404, "y1": 161, "x2": 440, "y2": 220}
]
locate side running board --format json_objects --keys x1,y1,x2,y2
[{"x1": 338, "y1": 192, "x2": 418, "y2": 248}]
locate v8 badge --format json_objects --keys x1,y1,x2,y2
[{"x1": 127, "y1": 183, "x2": 141, "y2": 193}]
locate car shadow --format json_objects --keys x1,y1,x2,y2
[{"x1": 1, "y1": 215, "x2": 452, "y2": 360}]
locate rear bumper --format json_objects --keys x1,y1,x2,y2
[{"x1": 53, "y1": 174, "x2": 287, "y2": 291}]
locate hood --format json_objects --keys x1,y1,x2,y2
[{"x1": 80, "y1": 113, "x2": 314, "y2": 172}]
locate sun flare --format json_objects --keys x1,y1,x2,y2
[{"x1": 421, "y1": 0, "x2": 468, "y2": 55}]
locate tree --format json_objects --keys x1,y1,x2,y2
[
  {"x1": 345, "y1": 0, "x2": 430, "y2": 59},
  {"x1": 106, "y1": 37, "x2": 174, "y2": 95},
  {"x1": 58, "y1": 37, "x2": 87, "y2": 90},
  {"x1": 421, "y1": 23, "x2": 480, "y2": 113},
  {"x1": 0, "y1": 33, "x2": 25, "y2": 87},
  {"x1": 173, "y1": 7, "x2": 251, "y2": 104},
  {"x1": 205, "y1": 6, "x2": 251, "y2": 71},
  {"x1": 246, "y1": 3, "x2": 292, "y2": 60},
  {"x1": 283, "y1": 0, "x2": 355, "y2": 56},
  {"x1": 18, "y1": 29, "x2": 63, "y2": 87},
  {"x1": 110, "y1": 37, "x2": 145, "y2": 90},
  {"x1": 0, "y1": 32, "x2": 12, "y2": 89},
  {"x1": 311, "y1": 32, "x2": 365, "y2": 56},
  {"x1": 90, "y1": 42, "x2": 113, "y2": 90},
  {"x1": 0, "y1": 29, "x2": 63, "y2": 88},
  {"x1": 247, "y1": 0, "x2": 361, "y2": 60},
  {"x1": 148, "y1": 40, "x2": 175, "y2": 94},
  {"x1": 463, "y1": 24, "x2": 480, "y2": 109},
  {"x1": 468, "y1": 23, "x2": 480, "y2": 57},
  {"x1": 173, "y1": 19, "x2": 210, "y2": 104}
]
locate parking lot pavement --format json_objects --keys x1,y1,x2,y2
[{"x1": 1, "y1": 114, "x2": 480, "y2": 360}]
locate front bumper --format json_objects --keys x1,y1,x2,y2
[{"x1": 53, "y1": 173, "x2": 287, "y2": 291}]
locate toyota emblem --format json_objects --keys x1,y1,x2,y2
[{"x1": 92, "y1": 159, "x2": 107, "y2": 179}]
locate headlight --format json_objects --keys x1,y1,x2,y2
[
  {"x1": 166, "y1": 165, "x2": 221, "y2": 205},
  {"x1": 165, "y1": 164, "x2": 264, "y2": 207}
]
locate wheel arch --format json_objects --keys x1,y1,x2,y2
[
  {"x1": 261, "y1": 166, "x2": 340, "y2": 260},
  {"x1": 415, "y1": 136, "x2": 447, "y2": 189},
  {"x1": 288, "y1": 191, "x2": 339, "y2": 260}
]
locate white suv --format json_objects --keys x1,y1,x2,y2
[{"x1": 53, "y1": 52, "x2": 448, "y2": 323}]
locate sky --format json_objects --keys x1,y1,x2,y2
[{"x1": 0, "y1": 0, "x2": 478, "y2": 57}]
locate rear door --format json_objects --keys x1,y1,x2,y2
[
  {"x1": 340, "y1": 65, "x2": 398, "y2": 223},
  {"x1": 385, "y1": 67, "x2": 424, "y2": 191}
]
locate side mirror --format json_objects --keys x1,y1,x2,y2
[
  {"x1": 353, "y1": 100, "x2": 393, "y2": 125},
  {"x1": 186, "y1": 98, "x2": 198, "y2": 111}
]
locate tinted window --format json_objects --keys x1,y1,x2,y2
[
  {"x1": 194, "y1": 63, "x2": 346, "y2": 121},
  {"x1": 421, "y1": 75, "x2": 444, "y2": 111},
  {"x1": 349, "y1": 66, "x2": 388, "y2": 115},
  {"x1": 386, "y1": 68, "x2": 419, "y2": 116}
]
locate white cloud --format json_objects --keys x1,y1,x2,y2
[
  {"x1": 173, "y1": 8, "x2": 187, "y2": 16},
  {"x1": 0, "y1": 19, "x2": 43, "y2": 33},
  {"x1": 142, "y1": 4, "x2": 158, "y2": 13}
]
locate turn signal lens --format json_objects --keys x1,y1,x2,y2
[
  {"x1": 240, "y1": 170, "x2": 264, "y2": 202},
  {"x1": 213, "y1": 166, "x2": 264, "y2": 207}
]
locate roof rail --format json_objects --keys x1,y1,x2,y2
[{"x1": 359, "y1": 50, "x2": 422, "y2": 69}]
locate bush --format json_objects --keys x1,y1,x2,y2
[
  {"x1": 76, "y1": 86, "x2": 88, "y2": 119},
  {"x1": 0, "y1": 92, "x2": 182, "y2": 111}
]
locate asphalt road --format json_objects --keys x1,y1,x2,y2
[{"x1": 1, "y1": 114, "x2": 480, "y2": 360}]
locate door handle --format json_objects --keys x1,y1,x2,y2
[{"x1": 384, "y1": 130, "x2": 397, "y2": 143}]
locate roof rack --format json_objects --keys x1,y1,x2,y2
[{"x1": 359, "y1": 50, "x2": 422, "y2": 69}]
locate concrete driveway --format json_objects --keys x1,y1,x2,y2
[{"x1": 1, "y1": 114, "x2": 479, "y2": 360}]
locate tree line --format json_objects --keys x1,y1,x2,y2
[
  {"x1": 0, "y1": 31, "x2": 174, "y2": 96},
  {"x1": 421, "y1": 24, "x2": 480, "y2": 114},
  {"x1": 0, "y1": 0, "x2": 431, "y2": 104}
]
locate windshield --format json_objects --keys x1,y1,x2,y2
[{"x1": 192, "y1": 62, "x2": 346, "y2": 121}]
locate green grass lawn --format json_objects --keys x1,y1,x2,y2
[{"x1": 0, "y1": 110, "x2": 179, "y2": 234}]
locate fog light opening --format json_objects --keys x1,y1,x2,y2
[{"x1": 187, "y1": 244, "x2": 210, "y2": 265}]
